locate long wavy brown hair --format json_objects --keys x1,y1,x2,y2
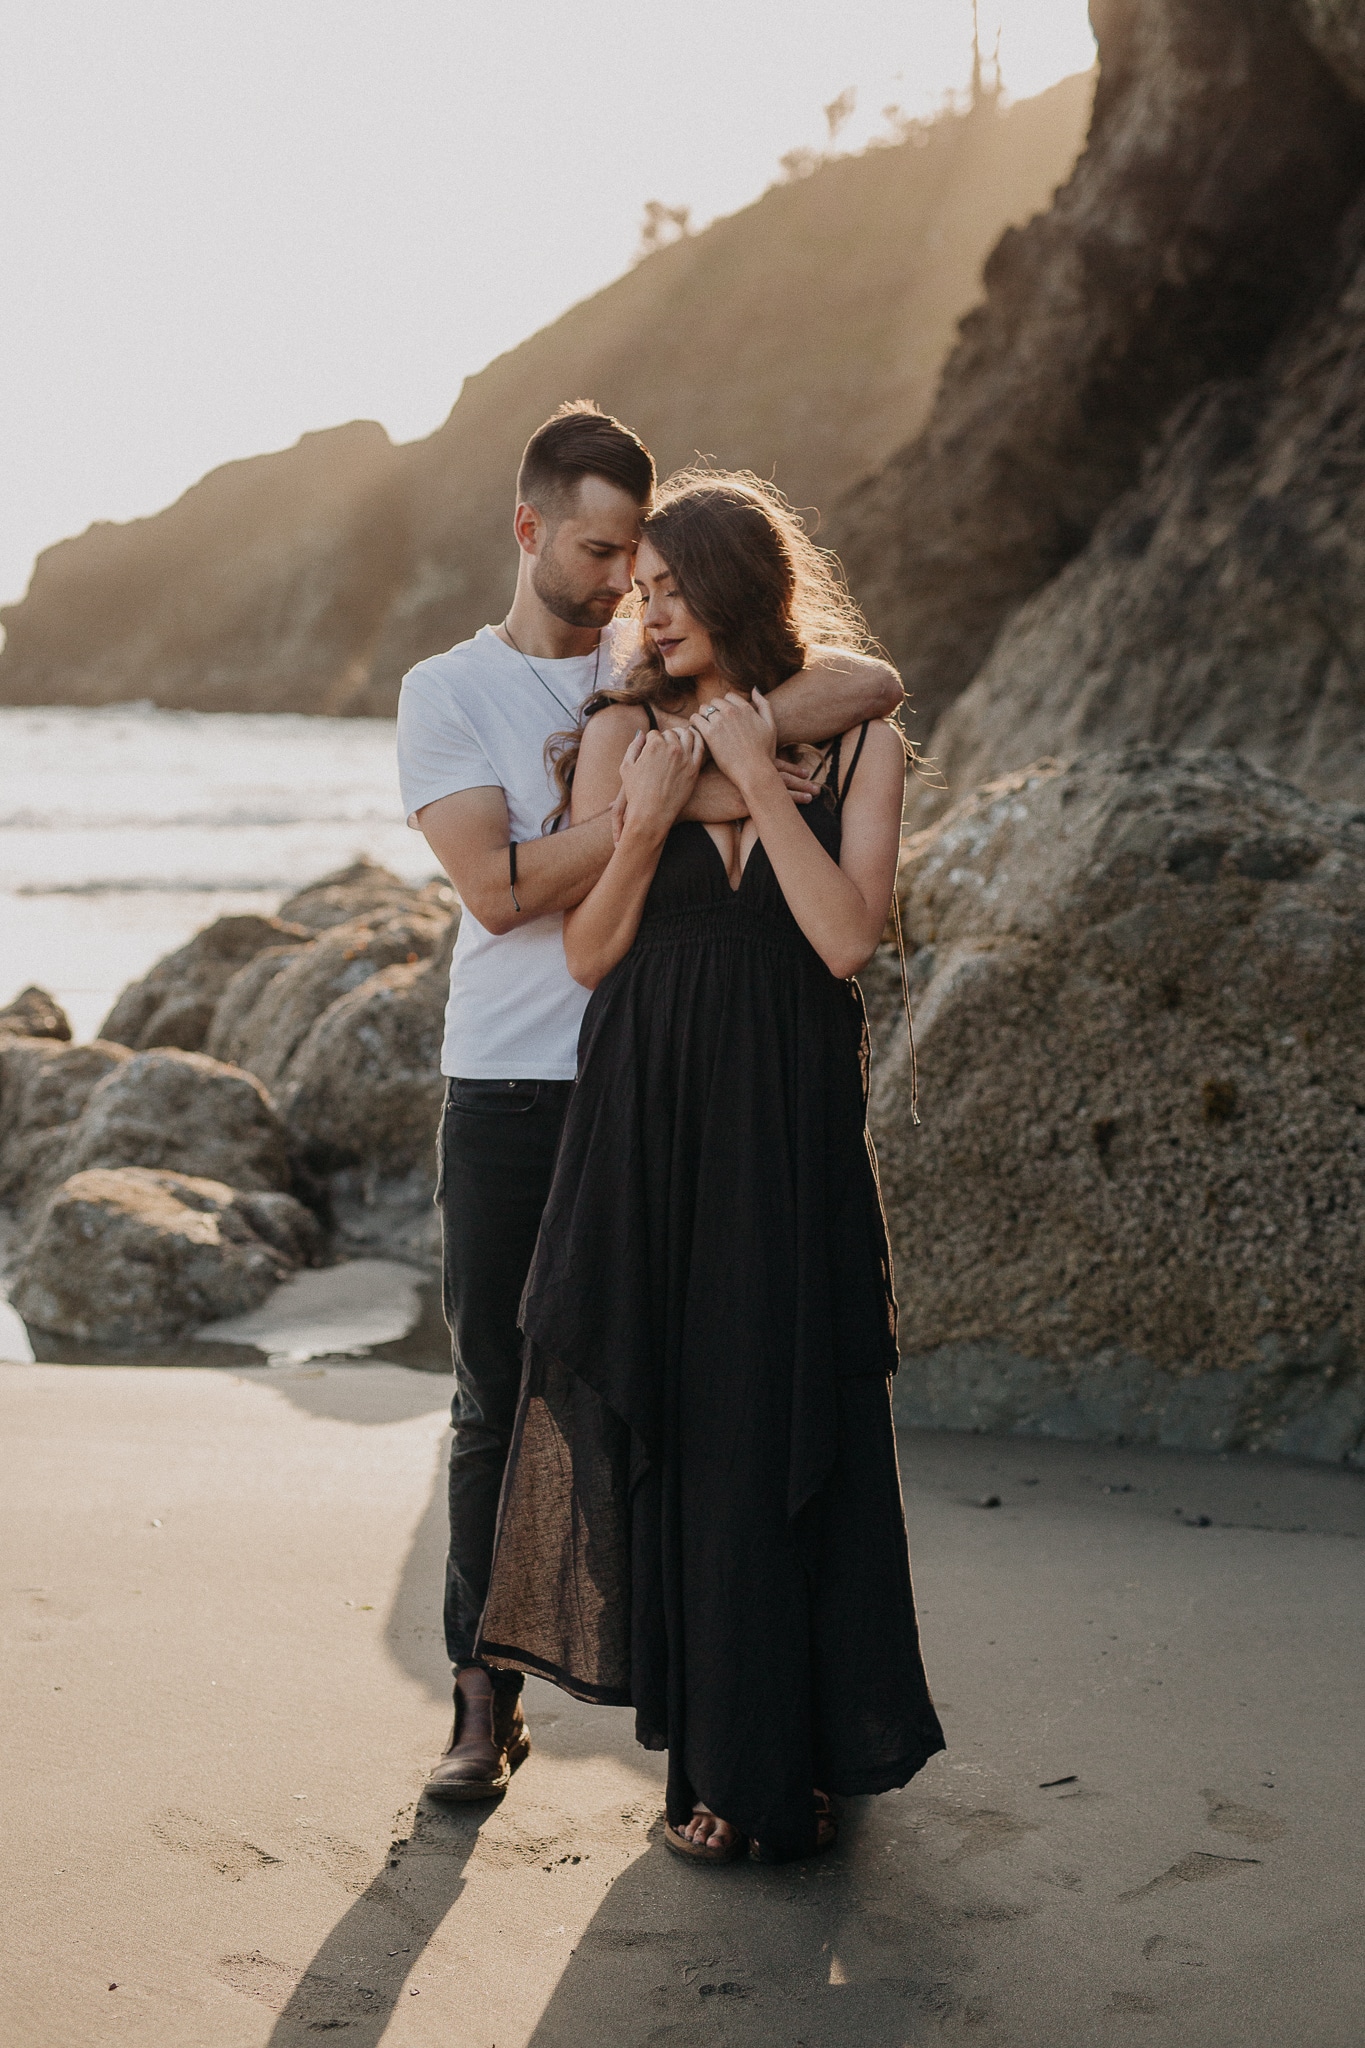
[{"x1": 545, "y1": 468, "x2": 874, "y2": 823}]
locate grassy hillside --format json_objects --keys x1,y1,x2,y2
[{"x1": 0, "y1": 75, "x2": 1093, "y2": 716}]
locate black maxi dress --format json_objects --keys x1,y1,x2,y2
[{"x1": 477, "y1": 728, "x2": 944, "y2": 1858}]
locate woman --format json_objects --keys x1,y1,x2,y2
[{"x1": 476, "y1": 471, "x2": 943, "y2": 1863}]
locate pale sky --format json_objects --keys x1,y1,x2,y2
[{"x1": 0, "y1": 0, "x2": 1095, "y2": 608}]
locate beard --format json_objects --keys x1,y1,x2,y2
[{"x1": 532, "y1": 546, "x2": 622, "y2": 629}]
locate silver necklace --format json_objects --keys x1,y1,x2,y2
[{"x1": 500, "y1": 619, "x2": 601, "y2": 718}]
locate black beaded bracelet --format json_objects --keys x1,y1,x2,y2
[{"x1": 509, "y1": 842, "x2": 522, "y2": 913}]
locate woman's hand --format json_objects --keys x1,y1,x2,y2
[
  {"x1": 564, "y1": 711, "x2": 700, "y2": 989},
  {"x1": 690, "y1": 690, "x2": 780, "y2": 802},
  {"x1": 616, "y1": 725, "x2": 705, "y2": 843}
]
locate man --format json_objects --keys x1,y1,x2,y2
[{"x1": 397, "y1": 400, "x2": 902, "y2": 1801}]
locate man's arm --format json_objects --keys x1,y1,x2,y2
[
  {"x1": 685, "y1": 757, "x2": 817, "y2": 822},
  {"x1": 416, "y1": 785, "x2": 614, "y2": 935},
  {"x1": 680, "y1": 649, "x2": 902, "y2": 821},
  {"x1": 767, "y1": 646, "x2": 903, "y2": 747}
]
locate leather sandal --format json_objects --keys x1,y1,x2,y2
[
  {"x1": 423, "y1": 1674, "x2": 530, "y2": 1803},
  {"x1": 749, "y1": 1790, "x2": 838, "y2": 1865},
  {"x1": 664, "y1": 1806, "x2": 748, "y2": 1864}
]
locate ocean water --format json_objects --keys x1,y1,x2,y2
[{"x1": 0, "y1": 702, "x2": 439, "y2": 1041}]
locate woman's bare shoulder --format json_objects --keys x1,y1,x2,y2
[
  {"x1": 838, "y1": 716, "x2": 909, "y2": 809},
  {"x1": 839, "y1": 715, "x2": 906, "y2": 773},
  {"x1": 569, "y1": 700, "x2": 654, "y2": 822},
  {"x1": 579, "y1": 700, "x2": 652, "y2": 755},
  {"x1": 855, "y1": 714, "x2": 908, "y2": 754}
]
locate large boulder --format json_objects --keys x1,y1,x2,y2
[
  {"x1": 0, "y1": 869, "x2": 462, "y2": 1344},
  {"x1": 0, "y1": 987, "x2": 72, "y2": 1041},
  {"x1": 273, "y1": 918, "x2": 457, "y2": 1265},
  {"x1": 279, "y1": 918, "x2": 455, "y2": 1169},
  {"x1": 98, "y1": 913, "x2": 313, "y2": 1052},
  {"x1": 94, "y1": 860, "x2": 454, "y2": 1055},
  {"x1": 0, "y1": 1037, "x2": 132, "y2": 1211},
  {"x1": 870, "y1": 747, "x2": 1365, "y2": 1463},
  {"x1": 1295, "y1": 0, "x2": 1365, "y2": 101},
  {"x1": 204, "y1": 906, "x2": 450, "y2": 1090},
  {"x1": 11, "y1": 1169, "x2": 321, "y2": 1346},
  {"x1": 60, "y1": 1048, "x2": 294, "y2": 1196}
]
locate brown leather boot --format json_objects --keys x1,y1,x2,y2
[{"x1": 423, "y1": 1668, "x2": 530, "y2": 1803}]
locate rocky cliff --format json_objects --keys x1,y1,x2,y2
[
  {"x1": 0, "y1": 424, "x2": 408, "y2": 717},
  {"x1": 832, "y1": 0, "x2": 1365, "y2": 796},
  {"x1": 920, "y1": 197, "x2": 1365, "y2": 810},
  {"x1": 0, "y1": 79, "x2": 1092, "y2": 716}
]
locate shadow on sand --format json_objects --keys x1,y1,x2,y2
[
  {"x1": 262, "y1": 1800, "x2": 478, "y2": 2045},
  {"x1": 521, "y1": 1804, "x2": 975, "y2": 2047},
  {"x1": 262, "y1": 1795, "x2": 974, "y2": 2048}
]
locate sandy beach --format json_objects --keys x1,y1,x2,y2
[{"x1": 3, "y1": 1358, "x2": 1361, "y2": 2047}]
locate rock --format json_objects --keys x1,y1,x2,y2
[
  {"x1": 17, "y1": 871, "x2": 459, "y2": 1269},
  {"x1": 61, "y1": 1048, "x2": 293, "y2": 1195},
  {"x1": 832, "y1": 0, "x2": 1365, "y2": 737},
  {"x1": 869, "y1": 747, "x2": 1365, "y2": 1460},
  {"x1": 203, "y1": 908, "x2": 450, "y2": 1090},
  {"x1": 1295, "y1": 0, "x2": 1365, "y2": 101},
  {"x1": 276, "y1": 856, "x2": 454, "y2": 932},
  {"x1": 912, "y1": 188, "x2": 1365, "y2": 815},
  {"x1": 279, "y1": 921, "x2": 455, "y2": 1175},
  {"x1": 11, "y1": 1169, "x2": 317, "y2": 1345},
  {"x1": 0, "y1": 987, "x2": 72, "y2": 1041},
  {"x1": 98, "y1": 913, "x2": 313, "y2": 1052},
  {"x1": 262, "y1": 915, "x2": 457, "y2": 1266},
  {"x1": 0, "y1": 80, "x2": 1094, "y2": 716},
  {"x1": 203, "y1": 946, "x2": 313, "y2": 1072},
  {"x1": 228, "y1": 1189, "x2": 326, "y2": 1268},
  {"x1": 0, "y1": 1038, "x2": 132, "y2": 1211}
]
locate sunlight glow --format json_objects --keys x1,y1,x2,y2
[{"x1": 0, "y1": 0, "x2": 1096, "y2": 604}]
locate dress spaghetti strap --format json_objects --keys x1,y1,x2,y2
[
  {"x1": 837, "y1": 722, "x2": 870, "y2": 807},
  {"x1": 831, "y1": 720, "x2": 920, "y2": 1125}
]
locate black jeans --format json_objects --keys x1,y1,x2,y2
[{"x1": 438, "y1": 1076, "x2": 573, "y2": 1686}]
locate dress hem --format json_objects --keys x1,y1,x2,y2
[
  {"x1": 477, "y1": 1641, "x2": 632, "y2": 1709},
  {"x1": 819, "y1": 1736, "x2": 947, "y2": 1800}
]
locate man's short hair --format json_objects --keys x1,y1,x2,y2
[{"x1": 517, "y1": 400, "x2": 655, "y2": 522}]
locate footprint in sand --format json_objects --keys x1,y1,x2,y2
[
  {"x1": 1119, "y1": 1851, "x2": 1261, "y2": 1902},
  {"x1": 148, "y1": 1808, "x2": 283, "y2": 1882},
  {"x1": 1200, "y1": 1788, "x2": 1284, "y2": 1844},
  {"x1": 1143, "y1": 1933, "x2": 1208, "y2": 1968}
]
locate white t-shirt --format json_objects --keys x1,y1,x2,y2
[{"x1": 397, "y1": 621, "x2": 632, "y2": 1080}]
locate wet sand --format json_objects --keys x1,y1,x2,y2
[{"x1": 2, "y1": 1360, "x2": 1361, "y2": 2047}]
